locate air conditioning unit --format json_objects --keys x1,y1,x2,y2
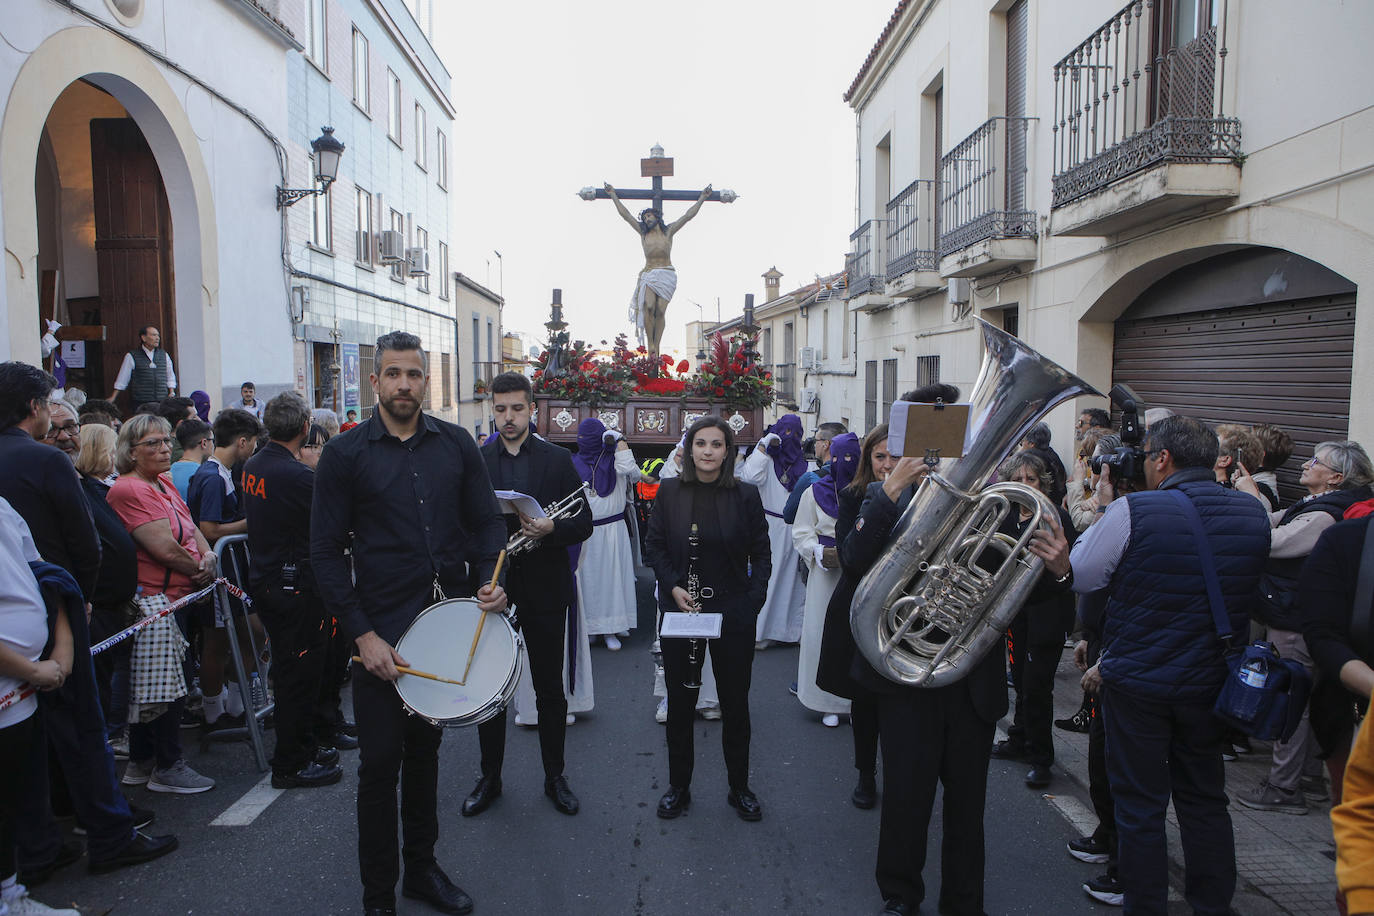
[
  {"x1": 379, "y1": 230, "x2": 406, "y2": 262},
  {"x1": 798, "y1": 387, "x2": 819, "y2": 413},
  {"x1": 406, "y1": 247, "x2": 429, "y2": 277},
  {"x1": 797, "y1": 346, "x2": 817, "y2": 370}
]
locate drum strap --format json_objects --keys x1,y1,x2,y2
[{"x1": 432, "y1": 575, "x2": 446, "y2": 602}]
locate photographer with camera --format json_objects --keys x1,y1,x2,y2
[{"x1": 1030, "y1": 391, "x2": 1271, "y2": 915}]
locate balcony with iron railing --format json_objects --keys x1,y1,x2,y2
[
  {"x1": 1050, "y1": 0, "x2": 1240, "y2": 236},
  {"x1": 470, "y1": 360, "x2": 501, "y2": 399},
  {"x1": 771, "y1": 362, "x2": 797, "y2": 405},
  {"x1": 843, "y1": 220, "x2": 889, "y2": 304},
  {"x1": 884, "y1": 179, "x2": 942, "y2": 297},
  {"x1": 937, "y1": 116, "x2": 1037, "y2": 277}
]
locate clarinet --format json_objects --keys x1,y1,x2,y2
[{"x1": 683, "y1": 523, "x2": 708, "y2": 689}]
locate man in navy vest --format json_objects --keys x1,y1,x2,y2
[
  {"x1": 1034, "y1": 415, "x2": 1270, "y2": 914},
  {"x1": 113, "y1": 326, "x2": 176, "y2": 409}
]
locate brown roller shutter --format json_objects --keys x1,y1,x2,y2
[{"x1": 1113, "y1": 295, "x2": 1355, "y2": 503}]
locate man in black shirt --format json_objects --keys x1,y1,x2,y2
[
  {"x1": 463, "y1": 372, "x2": 592, "y2": 820},
  {"x1": 244, "y1": 392, "x2": 344, "y2": 790},
  {"x1": 311, "y1": 333, "x2": 506, "y2": 916}
]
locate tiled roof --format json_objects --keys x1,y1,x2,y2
[{"x1": 844, "y1": 0, "x2": 909, "y2": 103}]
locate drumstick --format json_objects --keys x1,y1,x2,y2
[
  {"x1": 460, "y1": 549, "x2": 507, "y2": 685},
  {"x1": 349, "y1": 656, "x2": 464, "y2": 686}
]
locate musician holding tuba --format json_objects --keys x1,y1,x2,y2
[
  {"x1": 843, "y1": 383, "x2": 1074, "y2": 916},
  {"x1": 644, "y1": 416, "x2": 771, "y2": 821},
  {"x1": 465, "y1": 372, "x2": 592, "y2": 819}
]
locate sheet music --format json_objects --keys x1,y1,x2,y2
[
  {"x1": 660, "y1": 612, "x2": 723, "y2": 639},
  {"x1": 494, "y1": 490, "x2": 546, "y2": 518}
]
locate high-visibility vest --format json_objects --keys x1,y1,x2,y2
[{"x1": 636, "y1": 456, "x2": 665, "y2": 500}]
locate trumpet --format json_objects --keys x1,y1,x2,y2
[{"x1": 505, "y1": 489, "x2": 587, "y2": 557}]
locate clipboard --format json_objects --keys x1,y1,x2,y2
[
  {"x1": 886, "y1": 401, "x2": 970, "y2": 460},
  {"x1": 660, "y1": 612, "x2": 724, "y2": 639}
]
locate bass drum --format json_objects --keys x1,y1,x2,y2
[{"x1": 392, "y1": 598, "x2": 521, "y2": 727}]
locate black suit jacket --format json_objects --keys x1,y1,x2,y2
[
  {"x1": 0, "y1": 427, "x2": 100, "y2": 599},
  {"x1": 840, "y1": 480, "x2": 1009, "y2": 725},
  {"x1": 481, "y1": 435, "x2": 592, "y2": 618}
]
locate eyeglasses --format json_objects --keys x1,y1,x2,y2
[
  {"x1": 134, "y1": 437, "x2": 174, "y2": 450},
  {"x1": 1304, "y1": 455, "x2": 1339, "y2": 472},
  {"x1": 43, "y1": 422, "x2": 80, "y2": 439},
  {"x1": 1143, "y1": 448, "x2": 1166, "y2": 459}
]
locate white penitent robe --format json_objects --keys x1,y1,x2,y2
[
  {"x1": 738, "y1": 446, "x2": 807, "y2": 644},
  {"x1": 791, "y1": 487, "x2": 851, "y2": 715},
  {"x1": 580, "y1": 449, "x2": 640, "y2": 636}
]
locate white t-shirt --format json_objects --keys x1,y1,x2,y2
[
  {"x1": 0, "y1": 498, "x2": 49, "y2": 729},
  {"x1": 113, "y1": 346, "x2": 178, "y2": 393}
]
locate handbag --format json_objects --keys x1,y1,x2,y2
[{"x1": 1167, "y1": 489, "x2": 1312, "y2": 741}]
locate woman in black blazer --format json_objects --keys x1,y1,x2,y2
[{"x1": 645, "y1": 416, "x2": 771, "y2": 821}]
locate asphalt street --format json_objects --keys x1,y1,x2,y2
[{"x1": 40, "y1": 573, "x2": 1114, "y2": 916}]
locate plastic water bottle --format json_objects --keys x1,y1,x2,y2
[
  {"x1": 1239, "y1": 656, "x2": 1268, "y2": 689},
  {"x1": 249, "y1": 671, "x2": 267, "y2": 711}
]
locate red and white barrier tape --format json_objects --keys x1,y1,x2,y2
[{"x1": 89, "y1": 577, "x2": 253, "y2": 656}]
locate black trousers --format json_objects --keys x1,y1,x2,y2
[
  {"x1": 258, "y1": 591, "x2": 332, "y2": 774},
  {"x1": 1087, "y1": 693, "x2": 1118, "y2": 877},
  {"x1": 1101, "y1": 687, "x2": 1234, "y2": 915},
  {"x1": 851, "y1": 694, "x2": 880, "y2": 775},
  {"x1": 352, "y1": 668, "x2": 442, "y2": 910},
  {"x1": 1, "y1": 716, "x2": 36, "y2": 883},
  {"x1": 875, "y1": 682, "x2": 994, "y2": 916},
  {"x1": 1005, "y1": 617, "x2": 1063, "y2": 767},
  {"x1": 476, "y1": 611, "x2": 566, "y2": 781},
  {"x1": 662, "y1": 632, "x2": 754, "y2": 790}
]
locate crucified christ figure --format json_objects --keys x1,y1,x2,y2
[{"x1": 603, "y1": 182, "x2": 712, "y2": 360}]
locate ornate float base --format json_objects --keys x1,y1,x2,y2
[{"x1": 535, "y1": 396, "x2": 765, "y2": 447}]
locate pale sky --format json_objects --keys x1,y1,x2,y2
[{"x1": 433, "y1": 0, "x2": 897, "y2": 357}]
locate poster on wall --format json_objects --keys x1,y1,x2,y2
[
  {"x1": 60, "y1": 341, "x2": 86, "y2": 369},
  {"x1": 342, "y1": 342, "x2": 360, "y2": 409}
]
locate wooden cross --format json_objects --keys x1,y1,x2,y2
[{"x1": 579, "y1": 144, "x2": 736, "y2": 213}]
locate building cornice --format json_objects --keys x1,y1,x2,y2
[
  {"x1": 226, "y1": 0, "x2": 303, "y2": 52},
  {"x1": 454, "y1": 272, "x2": 504, "y2": 307},
  {"x1": 844, "y1": 0, "x2": 936, "y2": 109},
  {"x1": 366, "y1": 0, "x2": 456, "y2": 119}
]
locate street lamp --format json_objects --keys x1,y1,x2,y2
[
  {"x1": 277, "y1": 127, "x2": 346, "y2": 208},
  {"x1": 493, "y1": 250, "x2": 503, "y2": 299}
]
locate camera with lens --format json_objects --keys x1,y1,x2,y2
[
  {"x1": 802, "y1": 436, "x2": 818, "y2": 462},
  {"x1": 1089, "y1": 383, "x2": 1148, "y2": 482}
]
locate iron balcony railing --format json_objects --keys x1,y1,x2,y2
[
  {"x1": 1051, "y1": 0, "x2": 1240, "y2": 208},
  {"x1": 471, "y1": 360, "x2": 501, "y2": 396},
  {"x1": 844, "y1": 220, "x2": 887, "y2": 299},
  {"x1": 937, "y1": 117, "x2": 1037, "y2": 258},
  {"x1": 885, "y1": 179, "x2": 939, "y2": 277}
]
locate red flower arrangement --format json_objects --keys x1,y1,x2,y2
[{"x1": 685, "y1": 332, "x2": 774, "y2": 409}]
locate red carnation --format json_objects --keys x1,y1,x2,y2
[
  {"x1": 676, "y1": 359, "x2": 690, "y2": 373},
  {"x1": 713, "y1": 386, "x2": 725, "y2": 396}
]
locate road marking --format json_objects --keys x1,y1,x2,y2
[
  {"x1": 1044, "y1": 791, "x2": 1098, "y2": 837},
  {"x1": 211, "y1": 773, "x2": 283, "y2": 826}
]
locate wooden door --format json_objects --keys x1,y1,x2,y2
[{"x1": 90, "y1": 118, "x2": 176, "y2": 399}]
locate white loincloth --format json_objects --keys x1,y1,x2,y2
[{"x1": 629, "y1": 268, "x2": 677, "y2": 347}]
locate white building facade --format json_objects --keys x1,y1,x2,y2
[
  {"x1": 821, "y1": 0, "x2": 1371, "y2": 499},
  {"x1": 285, "y1": 0, "x2": 459, "y2": 424},
  {"x1": 1, "y1": 0, "x2": 300, "y2": 408}
]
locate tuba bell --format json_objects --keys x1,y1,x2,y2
[{"x1": 850, "y1": 318, "x2": 1102, "y2": 688}]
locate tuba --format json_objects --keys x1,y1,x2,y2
[{"x1": 850, "y1": 318, "x2": 1101, "y2": 688}]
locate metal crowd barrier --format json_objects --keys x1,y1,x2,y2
[{"x1": 211, "y1": 534, "x2": 272, "y2": 773}]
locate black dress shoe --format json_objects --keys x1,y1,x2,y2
[
  {"x1": 545, "y1": 774, "x2": 580, "y2": 815},
  {"x1": 332, "y1": 730, "x2": 360, "y2": 750},
  {"x1": 88, "y1": 830, "x2": 179, "y2": 874},
  {"x1": 657, "y1": 785, "x2": 691, "y2": 819},
  {"x1": 337, "y1": 719, "x2": 358, "y2": 738},
  {"x1": 727, "y1": 787, "x2": 763, "y2": 821},
  {"x1": 1025, "y1": 765, "x2": 1053, "y2": 788},
  {"x1": 990, "y1": 738, "x2": 1029, "y2": 760},
  {"x1": 401, "y1": 864, "x2": 474, "y2": 915},
  {"x1": 362, "y1": 909, "x2": 396, "y2": 916},
  {"x1": 852, "y1": 772, "x2": 878, "y2": 810},
  {"x1": 272, "y1": 760, "x2": 343, "y2": 789},
  {"x1": 314, "y1": 745, "x2": 341, "y2": 766},
  {"x1": 879, "y1": 898, "x2": 912, "y2": 915},
  {"x1": 19, "y1": 837, "x2": 83, "y2": 886},
  {"x1": 461, "y1": 775, "x2": 501, "y2": 817}
]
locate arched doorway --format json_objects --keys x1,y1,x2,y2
[
  {"x1": 1111, "y1": 247, "x2": 1356, "y2": 502},
  {"x1": 36, "y1": 80, "x2": 177, "y2": 400}
]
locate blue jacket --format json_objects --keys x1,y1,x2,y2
[
  {"x1": 781, "y1": 463, "x2": 828, "y2": 524},
  {"x1": 1101, "y1": 468, "x2": 1271, "y2": 702}
]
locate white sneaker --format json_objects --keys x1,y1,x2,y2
[
  {"x1": 565, "y1": 714, "x2": 576, "y2": 725},
  {"x1": 5, "y1": 886, "x2": 81, "y2": 915},
  {"x1": 699, "y1": 705, "x2": 722, "y2": 721},
  {"x1": 513, "y1": 713, "x2": 537, "y2": 727},
  {"x1": 616, "y1": 630, "x2": 630, "y2": 638},
  {"x1": 822, "y1": 714, "x2": 841, "y2": 728},
  {"x1": 147, "y1": 759, "x2": 215, "y2": 794},
  {"x1": 604, "y1": 635, "x2": 622, "y2": 651},
  {"x1": 655, "y1": 698, "x2": 668, "y2": 724},
  {"x1": 122, "y1": 758, "x2": 154, "y2": 786}
]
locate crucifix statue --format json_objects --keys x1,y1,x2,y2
[{"x1": 579, "y1": 144, "x2": 736, "y2": 359}]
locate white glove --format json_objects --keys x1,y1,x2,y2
[
  {"x1": 813, "y1": 545, "x2": 828, "y2": 566},
  {"x1": 761, "y1": 433, "x2": 781, "y2": 449},
  {"x1": 603, "y1": 429, "x2": 624, "y2": 445}
]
